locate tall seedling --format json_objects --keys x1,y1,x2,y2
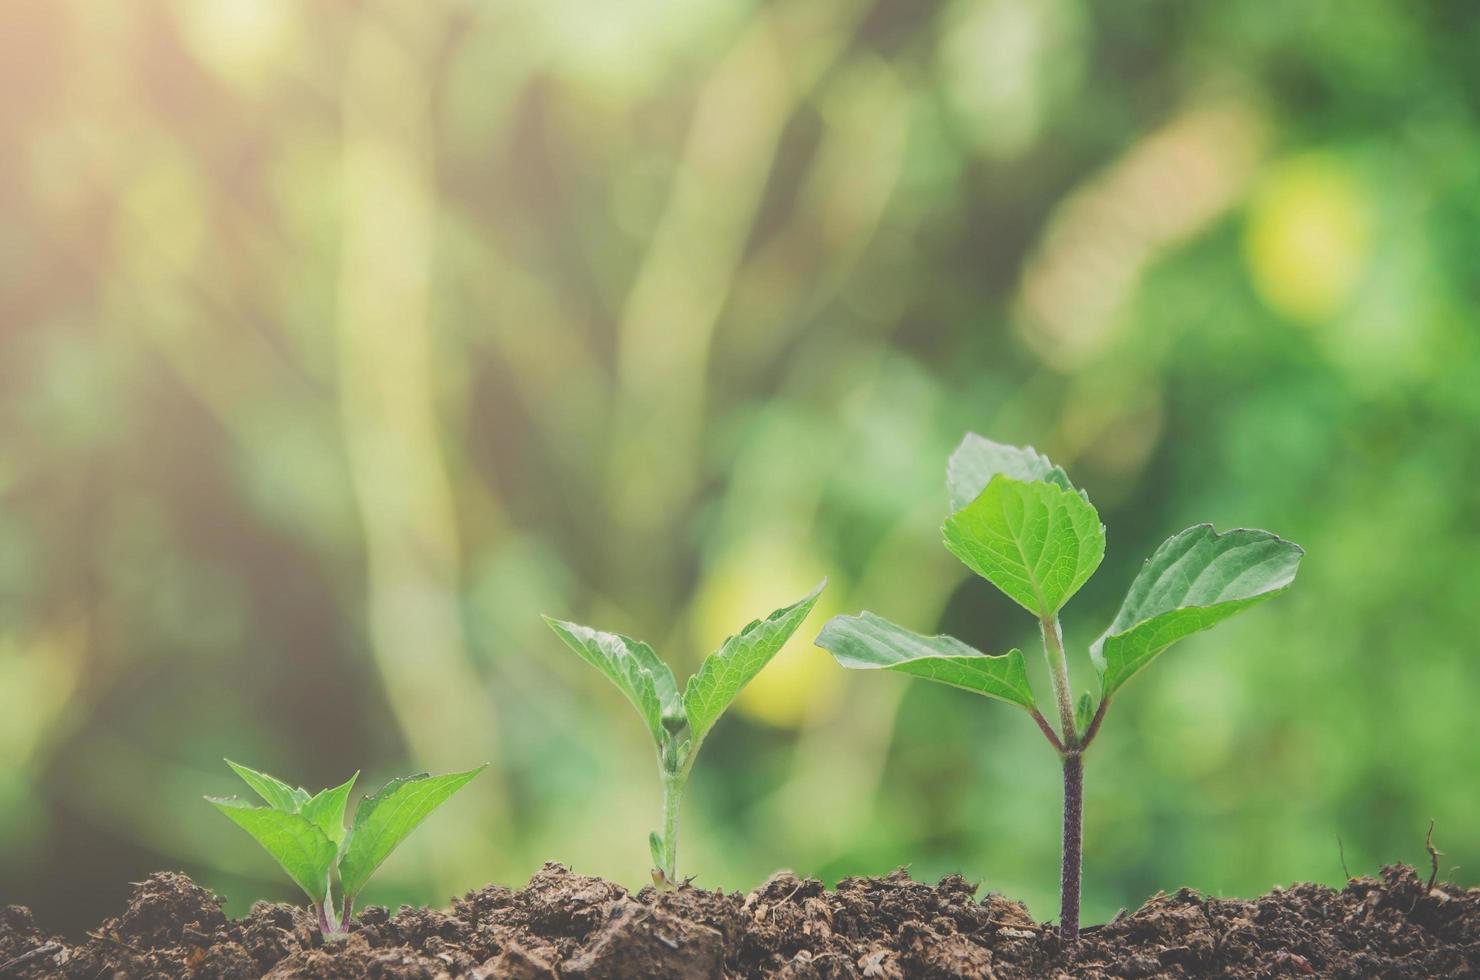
[
  {"x1": 545, "y1": 581, "x2": 824, "y2": 885},
  {"x1": 815, "y1": 435, "x2": 1301, "y2": 939}
]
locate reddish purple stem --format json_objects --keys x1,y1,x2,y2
[{"x1": 1029, "y1": 707, "x2": 1066, "y2": 753}]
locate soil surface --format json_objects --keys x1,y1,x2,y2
[{"x1": 2, "y1": 864, "x2": 1475, "y2": 978}]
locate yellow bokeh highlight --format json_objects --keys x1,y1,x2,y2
[
  {"x1": 691, "y1": 540, "x2": 843, "y2": 729},
  {"x1": 175, "y1": 0, "x2": 295, "y2": 93},
  {"x1": 0, "y1": 625, "x2": 84, "y2": 767},
  {"x1": 1244, "y1": 154, "x2": 1372, "y2": 323}
]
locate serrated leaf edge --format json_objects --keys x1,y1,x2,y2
[
  {"x1": 1090, "y1": 524, "x2": 1303, "y2": 696},
  {"x1": 680, "y1": 579, "x2": 826, "y2": 740}
]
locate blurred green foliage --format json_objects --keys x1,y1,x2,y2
[{"x1": 2, "y1": 0, "x2": 1478, "y2": 932}]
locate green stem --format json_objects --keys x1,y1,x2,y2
[
  {"x1": 316, "y1": 901, "x2": 333, "y2": 936},
  {"x1": 317, "y1": 896, "x2": 351, "y2": 940},
  {"x1": 660, "y1": 771, "x2": 684, "y2": 882},
  {"x1": 1039, "y1": 615, "x2": 1077, "y2": 747},
  {"x1": 655, "y1": 732, "x2": 698, "y2": 886},
  {"x1": 316, "y1": 870, "x2": 352, "y2": 940}
]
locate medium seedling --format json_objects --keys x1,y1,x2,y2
[
  {"x1": 545, "y1": 581, "x2": 824, "y2": 886},
  {"x1": 209, "y1": 761, "x2": 484, "y2": 937},
  {"x1": 815, "y1": 435, "x2": 1302, "y2": 940}
]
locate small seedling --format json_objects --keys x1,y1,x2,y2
[
  {"x1": 208, "y1": 760, "x2": 484, "y2": 937},
  {"x1": 545, "y1": 581, "x2": 824, "y2": 886},
  {"x1": 815, "y1": 435, "x2": 1302, "y2": 940}
]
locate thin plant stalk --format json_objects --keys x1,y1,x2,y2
[
  {"x1": 316, "y1": 894, "x2": 351, "y2": 940},
  {"x1": 1039, "y1": 614, "x2": 1091, "y2": 941},
  {"x1": 1031, "y1": 655, "x2": 1112, "y2": 940},
  {"x1": 660, "y1": 772, "x2": 683, "y2": 883},
  {"x1": 312, "y1": 873, "x2": 356, "y2": 940},
  {"x1": 1039, "y1": 616, "x2": 1077, "y2": 738},
  {"x1": 1059, "y1": 754, "x2": 1084, "y2": 941},
  {"x1": 657, "y1": 748, "x2": 699, "y2": 884},
  {"x1": 316, "y1": 902, "x2": 334, "y2": 937}
]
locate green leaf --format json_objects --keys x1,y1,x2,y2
[
  {"x1": 226, "y1": 759, "x2": 309, "y2": 812},
  {"x1": 1091, "y1": 524, "x2": 1303, "y2": 698},
  {"x1": 338, "y1": 767, "x2": 485, "y2": 899},
  {"x1": 300, "y1": 772, "x2": 358, "y2": 846},
  {"x1": 814, "y1": 611, "x2": 1035, "y2": 710},
  {"x1": 682, "y1": 580, "x2": 826, "y2": 740},
  {"x1": 1075, "y1": 693, "x2": 1095, "y2": 738},
  {"x1": 209, "y1": 797, "x2": 336, "y2": 902},
  {"x1": 947, "y1": 434, "x2": 1072, "y2": 512},
  {"x1": 942, "y1": 476, "x2": 1105, "y2": 617},
  {"x1": 648, "y1": 831, "x2": 664, "y2": 870},
  {"x1": 543, "y1": 618, "x2": 684, "y2": 745}
]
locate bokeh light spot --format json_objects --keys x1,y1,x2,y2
[
  {"x1": 691, "y1": 539, "x2": 842, "y2": 730},
  {"x1": 1244, "y1": 153, "x2": 1373, "y2": 324}
]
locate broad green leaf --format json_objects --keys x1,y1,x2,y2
[
  {"x1": 226, "y1": 759, "x2": 309, "y2": 812},
  {"x1": 544, "y1": 618, "x2": 683, "y2": 745},
  {"x1": 947, "y1": 434, "x2": 1072, "y2": 512},
  {"x1": 338, "y1": 767, "x2": 485, "y2": 898},
  {"x1": 681, "y1": 580, "x2": 826, "y2": 740},
  {"x1": 209, "y1": 797, "x2": 336, "y2": 902},
  {"x1": 1091, "y1": 524, "x2": 1303, "y2": 697},
  {"x1": 942, "y1": 476, "x2": 1105, "y2": 617},
  {"x1": 300, "y1": 772, "x2": 358, "y2": 846},
  {"x1": 814, "y1": 611, "x2": 1035, "y2": 710}
]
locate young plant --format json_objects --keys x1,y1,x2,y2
[
  {"x1": 208, "y1": 761, "x2": 484, "y2": 937},
  {"x1": 815, "y1": 435, "x2": 1302, "y2": 940},
  {"x1": 545, "y1": 581, "x2": 824, "y2": 886}
]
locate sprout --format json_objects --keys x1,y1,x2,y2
[
  {"x1": 209, "y1": 761, "x2": 483, "y2": 936},
  {"x1": 545, "y1": 581, "x2": 824, "y2": 885}
]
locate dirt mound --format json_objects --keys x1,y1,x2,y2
[{"x1": 2, "y1": 864, "x2": 1475, "y2": 978}]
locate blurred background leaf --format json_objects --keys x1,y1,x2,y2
[{"x1": 1, "y1": 0, "x2": 1477, "y2": 932}]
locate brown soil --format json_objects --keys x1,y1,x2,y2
[{"x1": 2, "y1": 864, "x2": 1475, "y2": 978}]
